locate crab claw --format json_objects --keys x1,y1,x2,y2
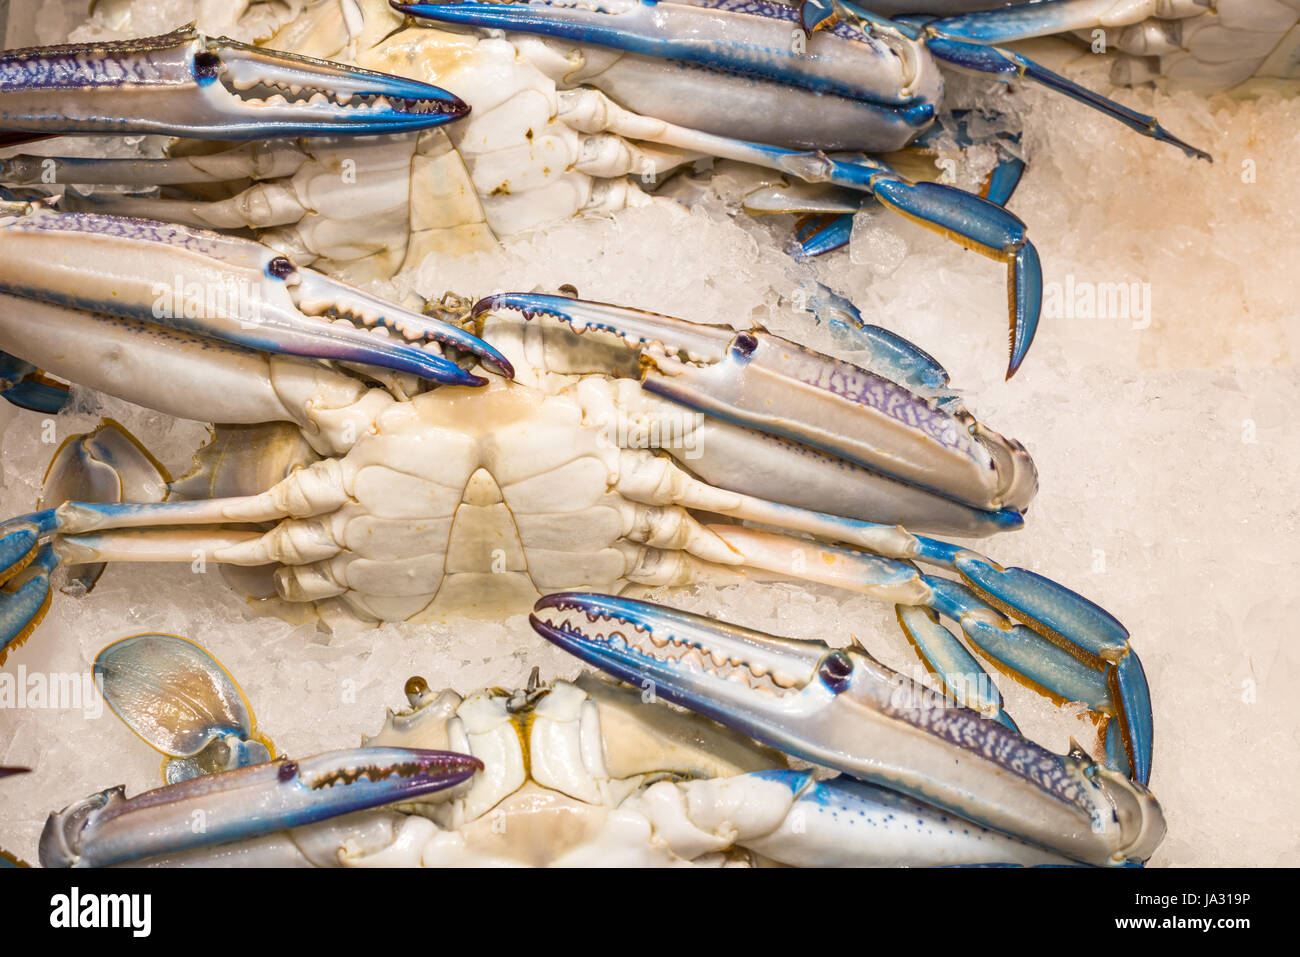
[
  {"x1": 474, "y1": 293, "x2": 1032, "y2": 513},
  {"x1": 531, "y1": 592, "x2": 1165, "y2": 867},
  {"x1": 39, "y1": 747, "x2": 481, "y2": 867},
  {"x1": 0, "y1": 201, "x2": 512, "y2": 385},
  {"x1": 0, "y1": 26, "x2": 468, "y2": 142},
  {"x1": 395, "y1": 0, "x2": 939, "y2": 112}
]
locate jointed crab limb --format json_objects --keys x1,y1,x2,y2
[
  {"x1": 0, "y1": 350, "x2": 69, "y2": 414},
  {"x1": 674, "y1": 501, "x2": 1150, "y2": 779},
  {"x1": 530, "y1": 592, "x2": 1165, "y2": 866},
  {"x1": 914, "y1": 32, "x2": 1212, "y2": 162},
  {"x1": 39, "y1": 746, "x2": 481, "y2": 867},
  {"x1": 0, "y1": 26, "x2": 469, "y2": 141},
  {"x1": 0, "y1": 542, "x2": 58, "y2": 663},
  {"x1": 547, "y1": 90, "x2": 1044, "y2": 377},
  {"x1": 801, "y1": 1, "x2": 1210, "y2": 160},
  {"x1": 395, "y1": 0, "x2": 946, "y2": 130},
  {"x1": 474, "y1": 291, "x2": 1150, "y2": 779}
]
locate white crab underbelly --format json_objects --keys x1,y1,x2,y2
[{"x1": 290, "y1": 383, "x2": 641, "y2": 624}]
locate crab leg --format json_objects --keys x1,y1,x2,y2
[
  {"x1": 0, "y1": 349, "x2": 67, "y2": 414},
  {"x1": 475, "y1": 293, "x2": 1151, "y2": 780},
  {"x1": 0, "y1": 26, "x2": 468, "y2": 142},
  {"x1": 531, "y1": 593, "x2": 1165, "y2": 866},
  {"x1": 396, "y1": 0, "x2": 944, "y2": 121},
  {"x1": 788, "y1": 109, "x2": 1027, "y2": 259},
  {"x1": 0, "y1": 463, "x2": 341, "y2": 659},
  {"x1": 909, "y1": 31, "x2": 1211, "y2": 161},
  {"x1": 0, "y1": 202, "x2": 511, "y2": 387},
  {"x1": 550, "y1": 89, "x2": 1042, "y2": 377},
  {"x1": 39, "y1": 747, "x2": 481, "y2": 867},
  {"x1": 651, "y1": 493, "x2": 1149, "y2": 779}
]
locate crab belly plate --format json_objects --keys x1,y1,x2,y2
[{"x1": 310, "y1": 382, "x2": 631, "y2": 622}]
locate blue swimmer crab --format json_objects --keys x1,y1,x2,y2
[
  {"x1": 0, "y1": 201, "x2": 1152, "y2": 791},
  {"x1": 0, "y1": 1, "x2": 1226, "y2": 374},
  {"x1": 34, "y1": 626, "x2": 1161, "y2": 866}
]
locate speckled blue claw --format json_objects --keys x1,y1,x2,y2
[
  {"x1": 474, "y1": 292, "x2": 1037, "y2": 511},
  {"x1": 396, "y1": 0, "x2": 936, "y2": 109},
  {"x1": 745, "y1": 768, "x2": 1075, "y2": 866},
  {"x1": 531, "y1": 592, "x2": 1165, "y2": 866},
  {"x1": 0, "y1": 202, "x2": 512, "y2": 385},
  {"x1": 39, "y1": 746, "x2": 481, "y2": 867},
  {"x1": 0, "y1": 25, "x2": 468, "y2": 143},
  {"x1": 95, "y1": 633, "x2": 274, "y2": 785}
]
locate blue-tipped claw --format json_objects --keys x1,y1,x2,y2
[
  {"x1": 792, "y1": 212, "x2": 856, "y2": 259},
  {"x1": 896, "y1": 603, "x2": 1017, "y2": 730},
  {"x1": 798, "y1": 281, "x2": 954, "y2": 394},
  {"x1": 396, "y1": 0, "x2": 930, "y2": 106},
  {"x1": 2, "y1": 204, "x2": 513, "y2": 385},
  {"x1": 40, "y1": 746, "x2": 481, "y2": 867},
  {"x1": 0, "y1": 350, "x2": 69, "y2": 414},
  {"x1": 531, "y1": 591, "x2": 1165, "y2": 865},
  {"x1": 0, "y1": 26, "x2": 469, "y2": 141}
]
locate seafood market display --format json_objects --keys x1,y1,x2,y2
[{"x1": 0, "y1": 0, "x2": 1295, "y2": 868}]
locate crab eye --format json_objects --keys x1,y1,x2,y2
[
  {"x1": 193, "y1": 51, "x2": 222, "y2": 82},
  {"x1": 729, "y1": 332, "x2": 758, "y2": 360},
  {"x1": 404, "y1": 676, "x2": 428, "y2": 705},
  {"x1": 266, "y1": 256, "x2": 296, "y2": 280},
  {"x1": 818, "y1": 650, "x2": 853, "y2": 694}
]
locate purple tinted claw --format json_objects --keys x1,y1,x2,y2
[
  {"x1": 475, "y1": 292, "x2": 1035, "y2": 512},
  {"x1": 40, "y1": 747, "x2": 481, "y2": 867},
  {"x1": 0, "y1": 26, "x2": 468, "y2": 141},
  {"x1": 0, "y1": 202, "x2": 512, "y2": 385},
  {"x1": 531, "y1": 592, "x2": 1165, "y2": 866}
]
